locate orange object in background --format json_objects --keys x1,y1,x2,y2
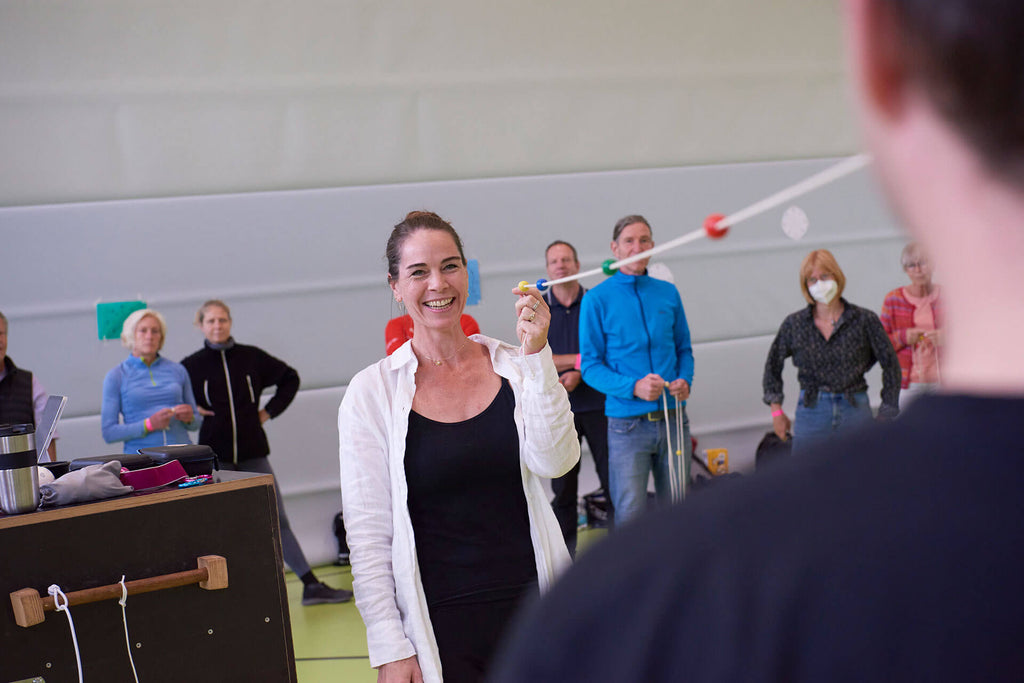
[
  {"x1": 704, "y1": 448, "x2": 730, "y2": 476},
  {"x1": 385, "y1": 314, "x2": 480, "y2": 356}
]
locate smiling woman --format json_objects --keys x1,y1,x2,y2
[{"x1": 338, "y1": 211, "x2": 580, "y2": 683}]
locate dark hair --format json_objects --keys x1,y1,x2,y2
[
  {"x1": 886, "y1": 0, "x2": 1024, "y2": 184},
  {"x1": 545, "y1": 240, "x2": 578, "y2": 262},
  {"x1": 385, "y1": 211, "x2": 467, "y2": 281},
  {"x1": 612, "y1": 215, "x2": 652, "y2": 241}
]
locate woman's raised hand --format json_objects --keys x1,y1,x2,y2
[{"x1": 511, "y1": 287, "x2": 550, "y2": 355}]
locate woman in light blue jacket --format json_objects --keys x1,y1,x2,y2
[{"x1": 101, "y1": 308, "x2": 198, "y2": 453}]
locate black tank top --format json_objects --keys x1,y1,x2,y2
[{"x1": 405, "y1": 377, "x2": 538, "y2": 607}]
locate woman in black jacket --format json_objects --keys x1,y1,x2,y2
[{"x1": 182, "y1": 299, "x2": 351, "y2": 606}]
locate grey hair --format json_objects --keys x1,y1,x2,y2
[
  {"x1": 900, "y1": 242, "x2": 924, "y2": 267},
  {"x1": 612, "y1": 215, "x2": 651, "y2": 242}
]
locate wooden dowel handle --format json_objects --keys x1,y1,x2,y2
[
  {"x1": 9, "y1": 555, "x2": 228, "y2": 628},
  {"x1": 40, "y1": 567, "x2": 210, "y2": 612}
]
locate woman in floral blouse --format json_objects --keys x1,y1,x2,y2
[{"x1": 880, "y1": 242, "x2": 942, "y2": 408}]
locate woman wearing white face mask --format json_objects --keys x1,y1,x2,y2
[{"x1": 762, "y1": 250, "x2": 902, "y2": 456}]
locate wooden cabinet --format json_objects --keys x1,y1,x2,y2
[{"x1": 1, "y1": 471, "x2": 296, "y2": 682}]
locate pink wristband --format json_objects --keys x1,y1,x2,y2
[
  {"x1": 144, "y1": 417, "x2": 153, "y2": 433},
  {"x1": 771, "y1": 409, "x2": 784, "y2": 418},
  {"x1": 574, "y1": 354, "x2": 582, "y2": 370}
]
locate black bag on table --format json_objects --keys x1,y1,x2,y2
[
  {"x1": 137, "y1": 444, "x2": 219, "y2": 477},
  {"x1": 70, "y1": 453, "x2": 155, "y2": 472}
]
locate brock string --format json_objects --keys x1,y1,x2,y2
[
  {"x1": 515, "y1": 154, "x2": 872, "y2": 496},
  {"x1": 516, "y1": 153, "x2": 872, "y2": 294}
]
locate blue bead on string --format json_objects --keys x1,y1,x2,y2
[{"x1": 535, "y1": 278, "x2": 549, "y2": 292}]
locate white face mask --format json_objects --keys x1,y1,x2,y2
[{"x1": 808, "y1": 278, "x2": 838, "y2": 304}]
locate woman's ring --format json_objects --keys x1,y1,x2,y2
[
  {"x1": 531, "y1": 300, "x2": 540, "y2": 311},
  {"x1": 527, "y1": 311, "x2": 536, "y2": 322}
]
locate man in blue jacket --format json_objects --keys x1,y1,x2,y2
[{"x1": 580, "y1": 215, "x2": 694, "y2": 524}]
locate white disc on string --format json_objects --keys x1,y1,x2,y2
[
  {"x1": 646, "y1": 262, "x2": 675, "y2": 283},
  {"x1": 781, "y1": 205, "x2": 809, "y2": 240}
]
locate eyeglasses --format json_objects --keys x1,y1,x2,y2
[
  {"x1": 903, "y1": 260, "x2": 928, "y2": 270},
  {"x1": 806, "y1": 275, "x2": 833, "y2": 286}
]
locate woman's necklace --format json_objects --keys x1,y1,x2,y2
[
  {"x1": 415, "y1": 337, "x2": 468, "y2": 366},
  {"x1": 816, "y1": 306, "x2": 842, "y2": 333}
]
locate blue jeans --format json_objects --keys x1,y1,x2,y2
[
  {"x1": 607, "y1": 406, "x2": 690, "y2": 525},
  {"x1": 793, "y1": 390, "x2": 872, "y2": 457}
]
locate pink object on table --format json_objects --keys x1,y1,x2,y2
[{"x1": 119, "y1": 459, "x2": 188, "y2": 491}]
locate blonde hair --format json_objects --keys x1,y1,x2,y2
[
  {"x1": 195, "y1": 299, "x2": 231, "y2": 327},
  {"x1": 121, "y1": 309, "x2": 168, "y2": 352},
  {"x1": 798, "y1": 249, "x2": 846, "y2": 304}
]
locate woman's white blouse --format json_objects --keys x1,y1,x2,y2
[{"x1": 338, "y1": 335, "x2": 579, "y2": 683}]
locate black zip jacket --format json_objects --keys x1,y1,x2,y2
[{"x1": 181, "y1": 340, "x2": 299, "y2": 464}]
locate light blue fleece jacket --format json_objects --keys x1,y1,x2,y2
[
  {"x1": 579, "y1": 271, "x2": 694, "y2": 419},
  {"x1": 101, "y1": 355, "x2": 199, "y2": 453}
]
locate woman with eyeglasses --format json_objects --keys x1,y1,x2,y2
[
  {"x1": 763, "y1": 249, "x2": 902, "y2": 456},
  {"x1": 880, "y1": 242, "x2": 943, "y2": 407}
]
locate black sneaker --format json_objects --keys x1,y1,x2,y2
[{"x1": 301, "y1": 582, "x2": 353, "y2": 606}]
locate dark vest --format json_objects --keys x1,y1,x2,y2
[{"x1": 0, "y1": 357, "x2": 35, "y2": 426}]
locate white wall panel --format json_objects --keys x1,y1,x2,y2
[
  {"x1": 2, "y1": 158, "x2": 906, "y2": 418},
  {"x1": 0, "y1": 1, "x2": 849, "y2": 206}
]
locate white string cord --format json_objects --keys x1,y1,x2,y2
[
  {"x1": 49, "y1": 584, "x2": 84, "y2": 683},
  {"x1": 529, "y1": 154, "x2": 873, "y2": 290},
  {"x1": 662, "y1": 391, "x2": 688, "y2": 504},
  {"x1": 676, "y1": 396, "x2": 687, "y2": 500},
  {"x1": 661, "y1": 391, "x2": 678, "y2": 503},
  {"x1": 119, "y1": 575, "x2": 141, "y2": 683}
]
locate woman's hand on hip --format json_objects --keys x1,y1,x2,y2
[
  {"x1": 377, "y1": 655, "x2": 424, "y2": 683},
  {"x1": 511, "y1": 287, "x2": 550, "y2": 355}
]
